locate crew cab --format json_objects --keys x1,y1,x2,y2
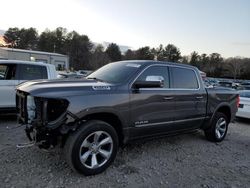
[
  {"x1": 0, "y1": 60, "x2": 57, "y2": 113},
  {"x1": 16, "y1": 60, "x2": 238, "y2": 175}
]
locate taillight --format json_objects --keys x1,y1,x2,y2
[{"x1": 236, "y1": 95, "x2": 240, "y2": 108}]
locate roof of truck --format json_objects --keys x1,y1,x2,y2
[
  {"x1": 0, "y1": 60, "x2": 55, "y2": 67},
  {"x1": 115, "y1": 60, "x2": 197, "y2": 69}
]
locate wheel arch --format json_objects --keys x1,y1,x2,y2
[
  {"x1": 202, "y1": 103, "x2": 232, "y2": 130},
  {"x1": 210, "y1": 104, "x2": 232, "y2": 126},
  {"x1": 216, "y1": 105, "x2": 231, "y2": 122},
  {"x1": 80, "y1": 112, "x2": 125, "y2": 145}
]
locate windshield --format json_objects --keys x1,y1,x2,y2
[
  {"x1": 87, "y1": 62, "x2": 141, "y2": 83},
  {"x1": 239, "y1": 91, "x2": 250, "y2": 98}
]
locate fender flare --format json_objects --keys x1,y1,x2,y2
[{"x1": 210, "y1": 102, "x2": 232, "y2": 124}]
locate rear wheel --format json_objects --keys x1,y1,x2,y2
[
  {"x1": 64, "y1": 120, "x2": 118, "y2": 175},
  {"x1": 204, "y1": 112, "x2": 229, "y2": 142}
]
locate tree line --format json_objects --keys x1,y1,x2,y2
[{"x1": 3, "y1": 27, "x2": 250, "y2": 79}]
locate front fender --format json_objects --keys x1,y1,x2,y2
[{"x1": 65, "y1": 94, "x2": 130, "y2": 129}]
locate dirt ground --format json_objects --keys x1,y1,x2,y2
[{"x1": 0, "y1": 115, "x2": 250, "y2": 188}]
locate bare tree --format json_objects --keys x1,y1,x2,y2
[{"x1": 224, "y1": 58, "x2": 245, "y2": 80}]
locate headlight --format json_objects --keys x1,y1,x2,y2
[{"x1": 27, "y1": 95, "x2": 36, "y2": 123}]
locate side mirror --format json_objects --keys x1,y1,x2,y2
[
  {"x1": 133, "y1": 75, "x2": 164, "y2": 89},
  {"x1": 133, "y1": 80, "x2": 163, "y2": 89},
  {"x1": 145, "y1": 75, "x2": 164, "y2": 82}
]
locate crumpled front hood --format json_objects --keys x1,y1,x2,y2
[{"x1": 17, "y1": 78, "x2": 115, "y2": 98}]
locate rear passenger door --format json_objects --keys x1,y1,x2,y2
[{"x1": 170, "y1": 66, "x2": 206, "y2": 129}]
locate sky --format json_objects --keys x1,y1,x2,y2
[{"x1": 1, "y1": 0, "x2": 250, "y2": 57}]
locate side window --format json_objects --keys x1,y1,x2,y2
[
  {"x1": 0, "y1": 64, "x2": 17, "y2": 80},
  {"x1": 136, "y1": 66, "x2": 169, "y2": 88},
  {"x1": 19, "y1": 65, "x2": 48, "y2": 80},
  {"x1": 171, "y1": 67, "x2": 199, "y2": 89}
]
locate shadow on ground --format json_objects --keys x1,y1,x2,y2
[{"x1": 235, "y1": 117, "x2": 250, "y2": 125}]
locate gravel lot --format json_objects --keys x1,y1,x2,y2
[{"x1": 0, "y1": 115, "x2": 250, "y2": 188}]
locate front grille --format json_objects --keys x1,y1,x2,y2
[{"x1": 16, "y1": 91, "x2": 28, "y2": 124}]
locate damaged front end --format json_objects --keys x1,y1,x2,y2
[{"x1": 16, "y1": 90, "x2": 77, "y2": 149}]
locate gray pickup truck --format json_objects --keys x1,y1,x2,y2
[{"x1": 16, "y1": 60, "x2": 239, "y2": 175}]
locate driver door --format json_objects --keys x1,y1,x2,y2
[{"x1": 129, "y1": 65, "x2": 175, "y2": 138}]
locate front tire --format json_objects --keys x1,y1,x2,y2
[
  {"x1": 64, "y1": 120, "x2": 118, "y2": 175},
  {"x1": 204, "y1": 112, "x2": 229, "y2": 142}
]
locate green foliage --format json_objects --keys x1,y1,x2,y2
[
  {"x1": 90, "y1": 44, "x2": 110, "y2": 70},
  {"x1": 163, "y1": 44, "x2": 181, "y2": 62},
  {"x1": 3, "y1": 27, "x2": 250, "y2": 78},
  {"x1": 38, "y1": 27, "x2": 67, "y2": 53},
  {"x1": 19, "y1": 28, "x2": 38, "y2": 49},
  {"x1": 123, "y1": 49, "x2": 136, "y2": 60},
  {"x1": 4, "y1": 27, "x2": 38, "y2": 49},
  {"x1": 135, "y1": 46, "x2": 154, "y2": 60},
  {"x1": 4, "y1": 27, "x2": 20, "y2": 47},
  {"x1": 189, "y1": 51, "x2": 200, "y2": 68},
  {"x1": 37, "y1": 29, "x2": 56, "y2": 52},
  {"x1": 65, "y1": 31, "x2": 93, "y2": 70},
  {"x1": 180, "y1": 56, "x2": 189, "y2": 64},
  {"x1": 154, "y1": 44, "x2": 181, "y2": 62},
  {"x1": 105, "y1": 43, "x2": 122, "y2": 61}
]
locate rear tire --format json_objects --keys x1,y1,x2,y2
[
  {"x1": 204, "y1": 112, "x2": 229, "y2": 142},
  {"x1": 64, "y1": 120, "x2": 118, "y2": 175}
]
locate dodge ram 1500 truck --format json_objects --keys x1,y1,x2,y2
[{"x1": 16, "y1": 60, "x2": 239, "y2": 175}]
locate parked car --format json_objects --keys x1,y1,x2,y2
[
  {"x1": 218, "y1": 81, "x2": 233, "y2": 88},
  {"x1": 236, "y1": 90, "x2": 250, "y2": 119},
  {"x1": 16, "y1": 60, "x2": 238, "y2": 175},
  {"x1": 57, "y1": 72, "x2": 84, "y2": 79},
  {"x1": 240, "y1": 82, "x2": 250, "y2": 90},
  {"x1": 76, "y1": 70, "x2": 92, "y2": 77},
  {"x1": 0, "y1": 60, "x2": 57, "y2": 113},
  {"x1": 203, "y1": 78, "x2": 219, "y2": 88}
]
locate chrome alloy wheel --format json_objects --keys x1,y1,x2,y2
[
  {"x1": 79, "y1": 131, "x2": 113, "y2": 169},
  {"x1": 215, "y1": 117, "x2": 227, "y2": 139}
]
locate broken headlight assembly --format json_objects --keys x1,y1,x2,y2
[
  {"x1": 27, "y1": 95, "x2": 36, "y2": 123},
  {"x1": 33, "y1": 97, "x2": 69, "y2": 128}
]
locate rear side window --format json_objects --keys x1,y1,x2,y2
[
  {"x1": 0, "y1": 64, "x2": 17, "y2": 80},
  {"x1": 171, "y1": 67, "x2": 199, "y2": 89},
  {"x1": 19, "y1": 65, "x2": 48, "y2": 80}
]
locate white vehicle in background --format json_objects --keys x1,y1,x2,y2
[
  {"x1": 236, "y1": 90, "x2": 250, "y2": 119},
  {"x1": 0, "y1": 60, "x2": 57, "y2": 113}
]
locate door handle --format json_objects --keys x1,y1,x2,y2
[
  {"x1": 163, "y1": 97, "x2": 174, "y2": 100},
  {"x1": 196, "y1": 96, "x2": 203, "y2": 99}
]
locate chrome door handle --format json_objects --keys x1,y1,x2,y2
[
  {"x1": 196, "y1": 96, "x2": 203, "y2": 99},
  {"x1": 163, "y1": 97, "x2": 174, "y2": 100}
]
